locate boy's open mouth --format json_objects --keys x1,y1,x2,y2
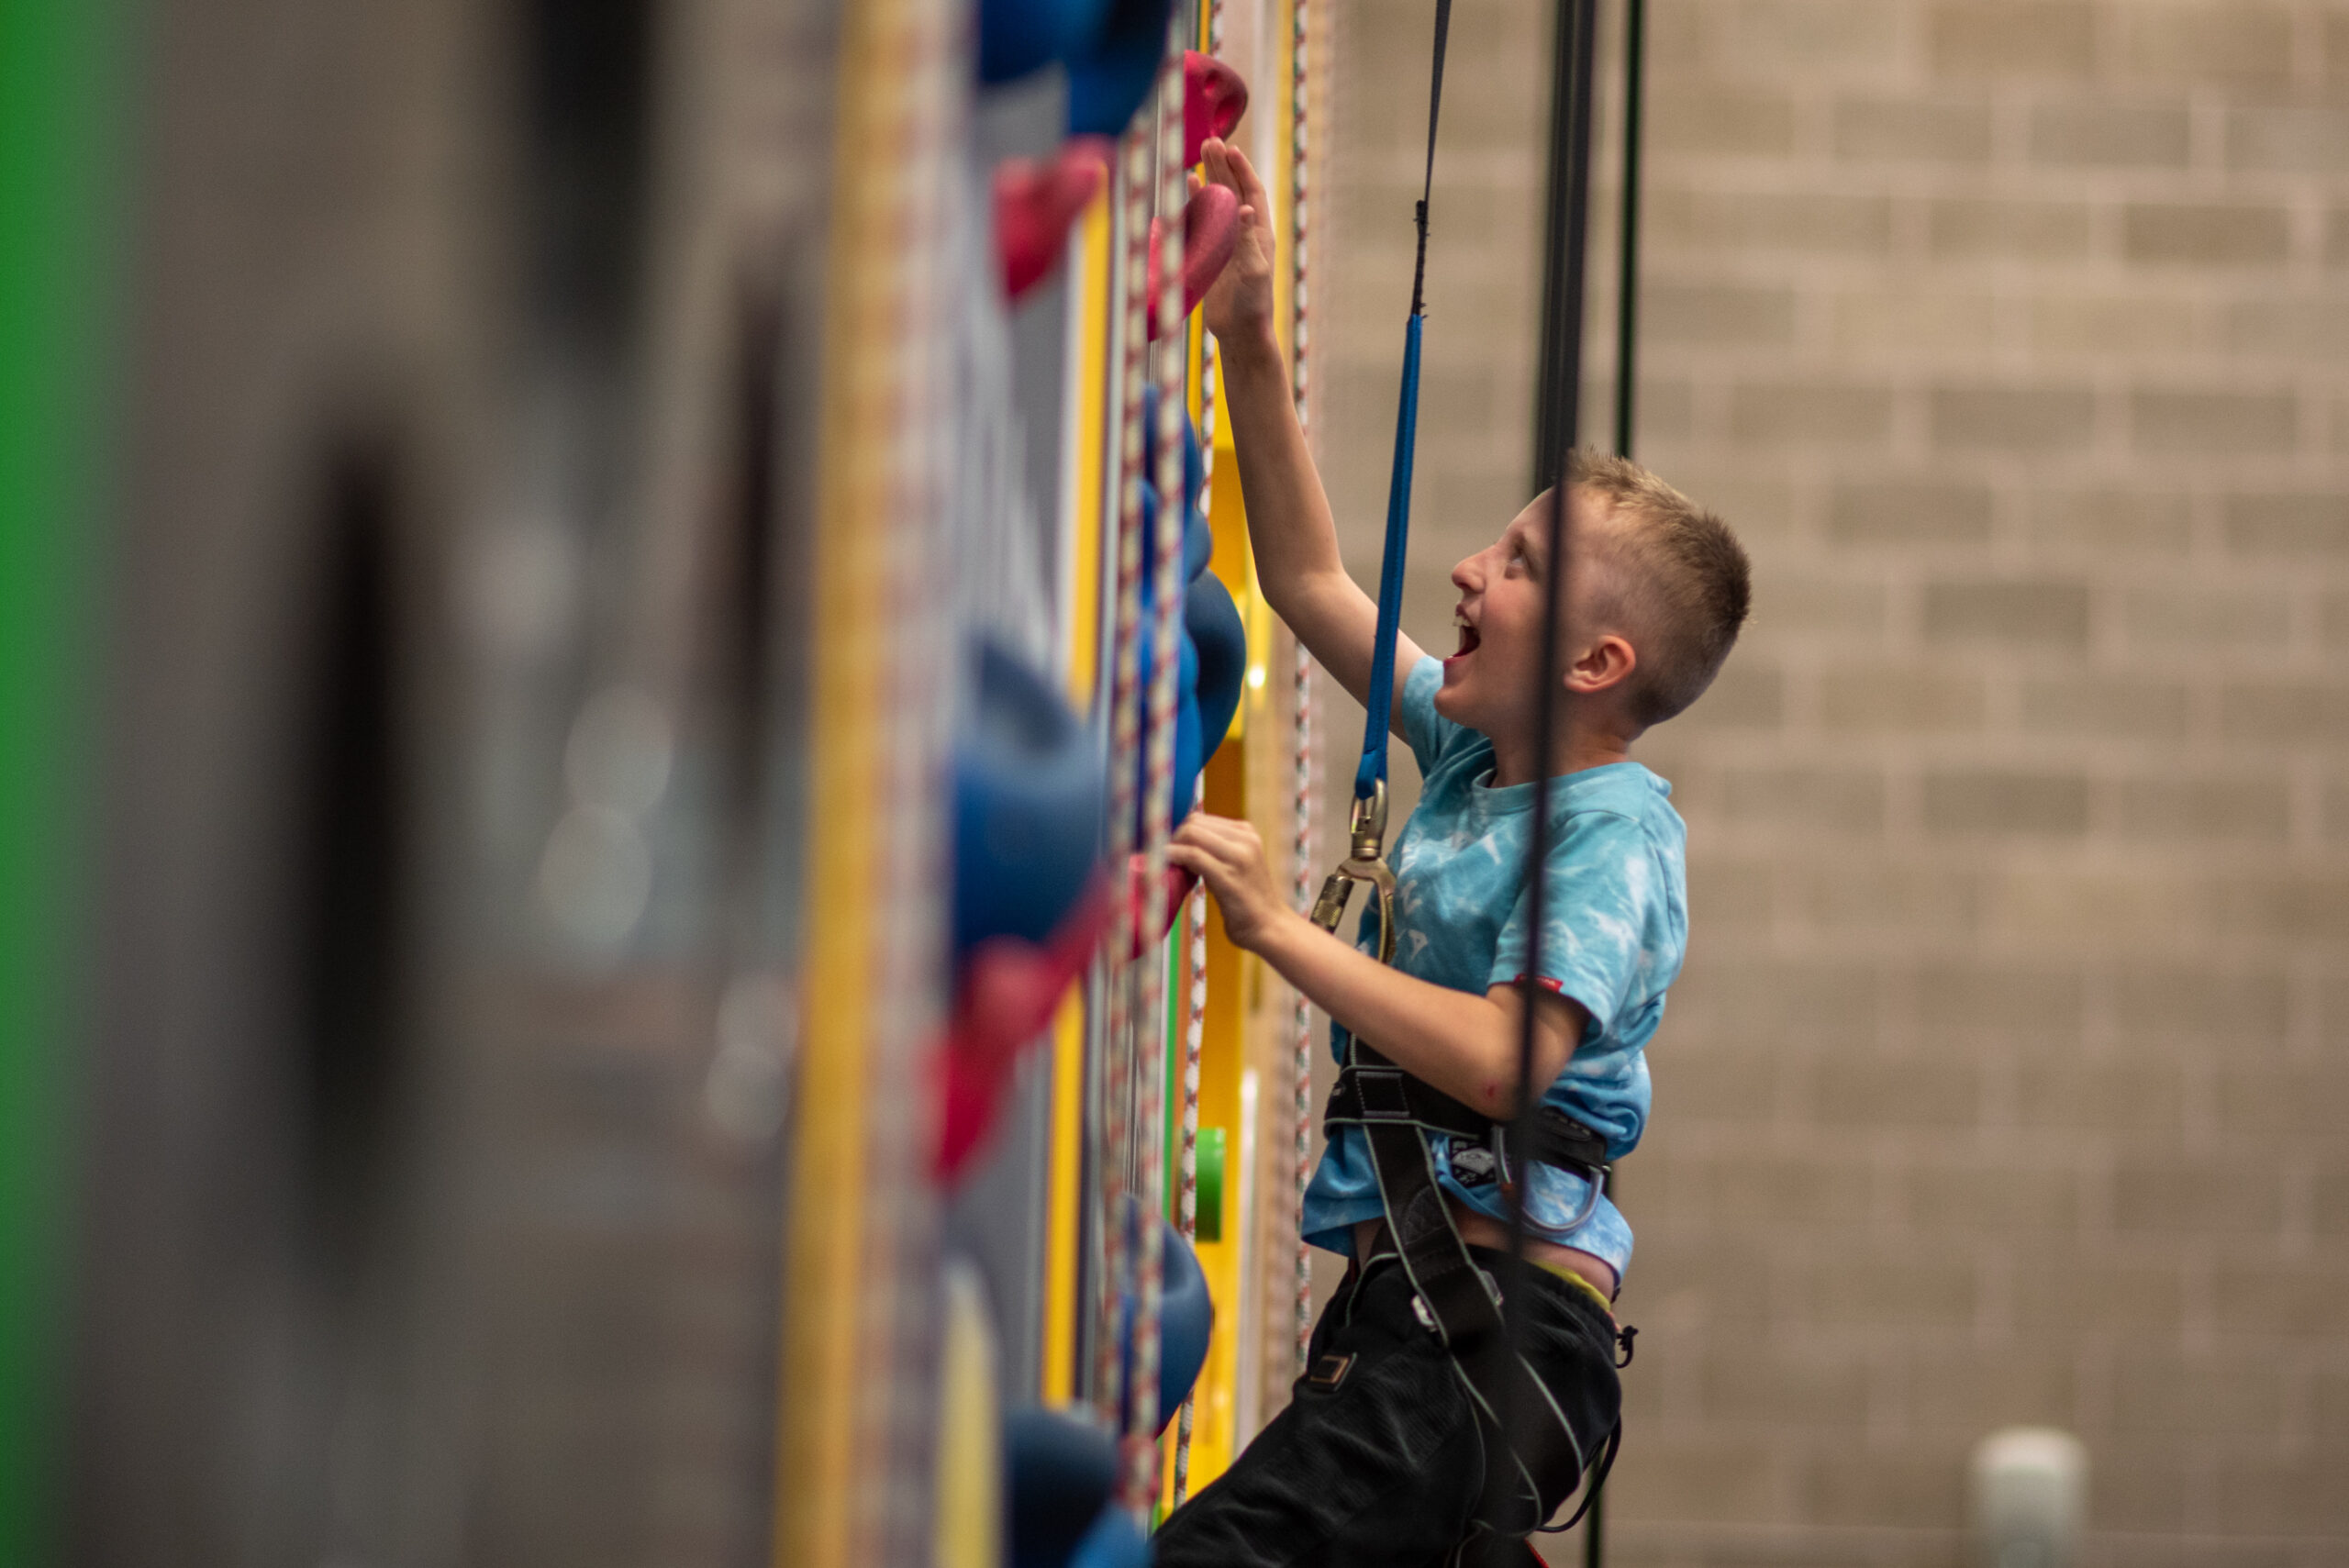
[{"x1": 1452, "y1": 609, "x2": 1480, "y2": 658}]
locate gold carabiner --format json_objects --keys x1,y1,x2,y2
[{"x1": 1308, "y1": 780, "x2": 1398, "y2": 964}]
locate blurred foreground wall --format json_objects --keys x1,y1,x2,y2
[
  {"x1": 1323, "y1": 1, "x2": 2349, "y2": 1563},
  {"x1": 71, "y1": 0, "x2": 834, "y2": 1561}
]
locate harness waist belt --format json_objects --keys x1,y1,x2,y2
[{"x1": 1325, "y1": 1062, "x2": 1611, "y2": 1181}]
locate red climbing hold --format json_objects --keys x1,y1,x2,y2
[
  {"x1": 994, "y1": 136, "x2": 1111, "y2": 303},
  {"x1": 1183, "y1": 50, "x2": 1248, "y2": 167},
  {"x1": 938, "y1": 874, "x2": 1108, "y2": 1178},
  {"x1": 936, "y1": 855, "x2": 1199, "y2": 1179},
  {"x1": 1142, "y1": 183, "x2": 1240, "y2": 340},
  {"x1": 1125, "y1": 852, "x2": 1198, "y2": 961}
]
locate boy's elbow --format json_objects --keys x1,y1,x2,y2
[
  {"x1": 1253, "y1": 573, "x2": 1302, "y2": 624},
  {"x1": 1471, "y1": 1049, "x2": 1542, "y2": 1118},
  {"x1": 1284, "y1": 568, "x2": 1357, "y2": 631},
  {"x1": 1465, "y1": 1076, "x2": 1513, "y2": 1119},
  {"x1": 1473, "y1": 1036, "x2": 1572, "y2": 1119}
]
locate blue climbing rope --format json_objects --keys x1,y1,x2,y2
[{"x1": 1353, "y1": 0, "x2": 1451, "y2": 803}]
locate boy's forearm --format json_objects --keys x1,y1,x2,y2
[
  {"x1": 1217, "y1": 328, "x2": 1340, "y2": 588},
  {"x1": 1252, "y1": 909, "x2": 1568, "y2": 1118},
  {"x1": 1215, "y1": 329, "x2": 1375, "y2": 686}
]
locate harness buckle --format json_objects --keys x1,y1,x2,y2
[
  {"x1": 1309, "y1": 781, "x2": 1399, "y2": 964},
  {"x1": 1348, "y1": 1066, "x2": 1414, "y2": 1121},
  {"x1": 1489, "y1": 1121, "x2": 1610, "y2": 1231}
]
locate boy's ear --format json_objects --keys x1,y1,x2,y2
[{"x1": 1564, "y1": 632, "x2": 1637, "y2": 696}]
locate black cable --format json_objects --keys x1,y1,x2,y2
[
  {"x1": 1493, "y1": 0, "x2": 1598, "y2": 1539},
  {"x1": 1586, "y1": 11, "x2": 1643, "y2": 1565},
  {"x1": 1409, "y1": 0, "x2": 1455, "y2": 318},
  {"x1": 1530, "y1": 0, "x2": 1597, "y2": 495},
  {"x1": 1508, "y1": 2, "x2": 1597, "y2": 1267},
  {"x1": 1612, "y1": 0, "x2": 1644, "y2": 463}
]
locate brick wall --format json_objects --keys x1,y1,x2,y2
[{"x1": 1319, "y1": 2, "x2": 2349, "y2": 1562}]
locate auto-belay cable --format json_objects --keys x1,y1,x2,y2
[
  {"x1": 1301, "y1": 0, "x2": 1617, "y2": 1547},
  {"x1": 1504, "y1": 0, "x2": 1617, "y2": 1541},
  {"x1": 1576, "y1": 5, "x2": 1648, "y2": 1564}
]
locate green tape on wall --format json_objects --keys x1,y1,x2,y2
[
  {"x1": 1194, "y1": 1128, "x2": 1224, "y2": 1243},
  {"x1": 0, "y1": 0, "x2": 120, "y2": 1556}
]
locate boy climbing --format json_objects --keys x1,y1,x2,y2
[{"x1": 1156, "y1": 139, "x2": 1751, "y2": 1567}]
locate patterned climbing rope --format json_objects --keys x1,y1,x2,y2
[
  {"x1": 1093, "y1": 103, "x2": 1156, "y2": 1435},
  {"x1": 1287, "y1": 0, "x2": 1318, "y2": 1382},
  {"x1": 1119, "y1": 26, "x2": 1189, "y2": 1516}
]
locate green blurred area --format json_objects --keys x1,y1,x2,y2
[{"x1": 0, "y1": 0, "x2": 121, "y2": 1554}]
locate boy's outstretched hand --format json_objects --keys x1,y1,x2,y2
[
  {"x1": 1197, "y1": 139, "x2": 1277, "y2": 350},
  {"x1": 1169, "y1": 813, "x2": 1289, "y2": 952}
]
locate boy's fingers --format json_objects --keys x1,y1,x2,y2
[
  {"x1": 1181, "y1": 816, "x2": 1248, "y2": 854},
  {"x1": 1228, "y1": 144, "x2": 1269, "y2": 205},
  {"x1": 1172, "y1": 823, "x2": 1234, "y2": 861},
  {"x1": 1169, "y1": 844, "x2": 1223, "y2": 885},
  {"x1": 1201, "y1": 139, "x2": 1233, "y2": 190},
  {"x1": 1193, "y1": 812, "x2": 1253, "y2": 848}
]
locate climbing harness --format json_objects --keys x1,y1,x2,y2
[
  {"x1": 1297, "y1": 0, "x2": 1629, "y2": 1543},
  {"x1": 1321, "y1": 1067, "x2": 1610, "y2": 1231}
]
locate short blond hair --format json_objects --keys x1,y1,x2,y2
[{"x1": 1565, "y1": 451, "x2": 1749, "y2": 728}]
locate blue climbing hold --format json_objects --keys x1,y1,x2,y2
[
  {"x1": 953, "y1": 638, "x2": 1106, "y2": 960},
  {"x1": 1004, "y1": 1407, "x2": 1119, "y2": 1568},
  {"x1": 1139, "y1": 386, "x2": 1208, "y2": 564},
  {"x1": 1183, "y1": 492, "x2": 1213, "y2": 584},
  {"x1": 1186, "y1": 570, "x2": 1246, "y2": 763},
  {"x1": 978, "y1": 0, "x2": 1111, "y2": 83},
  {"x1": 1067, "y1": 1507, "x2": 1152, "y2": 1568},
  {"x1": 1128, "y1": 613, "x2": 1201, "y2": 838},
  {"x1": 1065, "y1": 0, "x2": 1176, "y2": 138},
  {"x1": 1115, "y1": 1209, "x2": 1216, "y2": 1438}
]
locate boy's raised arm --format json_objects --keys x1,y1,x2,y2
[{"x1": 1200, "y1": 140, "x2": 1425, "y2": 740}]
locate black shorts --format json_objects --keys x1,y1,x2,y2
[{"x1": 1154, "y1": 1245, "x2": 1622, "y2": 1568}]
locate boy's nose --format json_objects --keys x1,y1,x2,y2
[{"x1": 1451, "y1": 553, "x2": 1479, "y2": 591}]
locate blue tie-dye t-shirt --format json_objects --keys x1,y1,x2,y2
[{"x1": 1299, "y1": 656, "x2": 1688, "y2": 1279}]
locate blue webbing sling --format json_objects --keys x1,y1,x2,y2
[
  {"x1": 1356, "y1": 0, "x2": 1449, "y2": 808},
  {"x1": 1306, "y1": 0, "x2": 1450, "y2": 950}
]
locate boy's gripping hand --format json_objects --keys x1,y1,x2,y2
[
  {"x1": 1198, "y1": 140, "x2": 1277, "y2": 350},
  {"x1": 1169, "y1": 813, "x2": 1289, "y2": 951},
  {"x1": 1174, "y1": 810, "x2": 1587, "y2": 1123}
]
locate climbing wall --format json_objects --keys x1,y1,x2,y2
[
  {"x1": 47, "y1": 0, "x2": 1363, "y2": 1559},
  {"x1": 70, "y1": 0, "x2": 839, "y2": 1562}
]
